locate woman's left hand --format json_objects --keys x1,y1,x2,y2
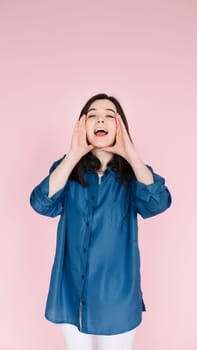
[{"x1": 100, "y1": 113, "x2": 136, "y2": 161}]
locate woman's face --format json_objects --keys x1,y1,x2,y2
[{"x1": 85, "y1": 99, "x2": 117, "y2": 148}]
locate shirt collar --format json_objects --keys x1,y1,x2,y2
[{"x1": 86, "y1": 163, "x2": 115, "y2": 175}]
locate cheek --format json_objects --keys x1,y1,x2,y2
[
  {"x1": 85, "y1": 123, "x2": 90, "y2": 133},
  {"x1": 112, "y1": 123, "x2": 117, "y2": 135},
  {"x1": 109, "y1": 128, "x2": 117, "y2": 141},
  {"x1": 85, "y1": 124, "x2": 93, "y2": 138}
]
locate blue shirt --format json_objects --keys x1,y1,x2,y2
[{"x1": 29, "y1": 154, "x2": 172, "y2": 335}]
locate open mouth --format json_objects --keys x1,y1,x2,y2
[{"x1": 94, "y1": 128, "x2": 109, "y2": 137}]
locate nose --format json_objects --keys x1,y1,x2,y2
[{"x1": 96, "y1": 115, "x2": 105, "y2": 124}]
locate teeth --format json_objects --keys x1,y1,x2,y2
[{"x1": 94, "y1": 128, "x2": 108, "y2": 134}]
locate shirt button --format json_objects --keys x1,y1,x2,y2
[
  {"x1": 82, "y1": 301, "x2": 86, "y2": 305},
  {"x1": 83, "y1": 248, "x2": 87, "y2": 253},
  {"x1": 86, "y1": 222, "x2": 89, "y2": 226},
  {"x1": 90, "y1": 195, "x2": 95, "y2": 200},
  {"x1": 81, "y1": 274, "x2": 85, "y2": 279}
]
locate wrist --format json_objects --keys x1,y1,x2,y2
[
  {"x1": 65, "y1": 150, "x2": 81, "y2": 164},
  {"x1": 125, "y1": 146, "x2": 140, "y2": 165}
]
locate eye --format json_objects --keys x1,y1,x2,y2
[{"x1": 87, "y1": 114, "x2": 114, "y2": 118}]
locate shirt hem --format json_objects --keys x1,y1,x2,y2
[
  {"x1": 80, "y1": 318, "x2": 142, "y2": 335},
  {"x1": 45, "y1": 313, "x2": 142, "y2": 335}
]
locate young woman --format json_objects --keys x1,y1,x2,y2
[{"x1": 30, "y1": 93, "x2": 172, "y2": 350}]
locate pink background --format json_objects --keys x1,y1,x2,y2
[{"x1": 1, "y1": 0, "x2": 196, "y2": 349}]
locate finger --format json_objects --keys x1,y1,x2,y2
[
  {"x1": 115, "y1": 114, "x2": 121, "y2": 135},
  {"x1": 79, "y1": 114, "x2": 85, "y2": 123},
  {"x1": 74, "y1": 120, "x2": 80, "y2": 128},
  {"x1": 77, "y1": 117, "x2": 83, "y2": 132},
  {"x1": 75, "y1": 121, "x2": 82, "y2": 135},
  {"x1": 117, "y1": 114, "x2": 127, "y2": 134},
  {"x1": 88, "y1": 144, "x2": 94, "y2": 150},
  {"x1": 79, "y1": 115, "x2": 86, "y2": 132},
  {"x1": 118, "y1": 115, "x2": 127, "y2": 133},
  {"x1": 116, "y1": 114, "x2": 123, "y2": 127}
]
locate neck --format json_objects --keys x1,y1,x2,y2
[{"x1": 91, "y1": 148, "x2": 114, "y2": 170}]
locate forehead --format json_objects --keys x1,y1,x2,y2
[{"x1": 87, "y1": 99, "x2": 117, "y2": 113}]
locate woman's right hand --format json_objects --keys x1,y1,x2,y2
[{"x1": 67, "y1": 114, "x2": 94, "y2": 161}]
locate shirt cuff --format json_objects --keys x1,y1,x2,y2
[
  {"x1": 134, "y1": 164, "x2": 166, "y2": 202},
  {"x1": 29, "y1": 154, "x2": 67, "y2": 216},
  {"x1": 33, "y1": 175, "x2": 66, "y2": 205}
]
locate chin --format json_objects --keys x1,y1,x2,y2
[
  {"x1": 89, "y1": 135, "x2": 116, "y2": 147},
  {"x1": 94, "y1": 141, "x2": 112, "y2": 147}
]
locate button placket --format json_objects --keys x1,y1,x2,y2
[
  {"x1": 79, "y1": 178, "x2": 98, "y2": 330},
  {"x1": 79, "y1": 215, "x2": 92, "y2": 312}
]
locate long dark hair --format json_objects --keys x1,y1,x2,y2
[{"x1": 68, "y1": 93, "x2": 135, "y2": 186}]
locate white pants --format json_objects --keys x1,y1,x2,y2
[{"x1": 60, "y1": 323, "x2": 137, "y2": 350}]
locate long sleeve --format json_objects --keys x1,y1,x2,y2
[
  {"x1": 29, "y1": 154, "x2": 67, "y2": 217},
  {"x1": 132, "y1": 164, "x2": 172, "y2": 219}
]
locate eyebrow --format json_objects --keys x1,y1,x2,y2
[{"x1": 87, "y1": 108, "x2": 116, "y2": 114}]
